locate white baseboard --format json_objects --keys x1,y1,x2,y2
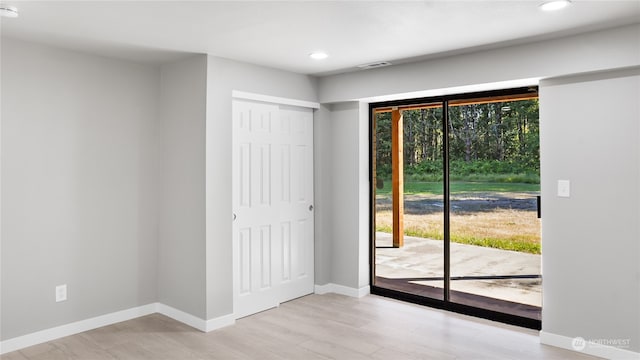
[
  {"x1": 156, "y1": 303, "x2": 208, "y2": 332},
  {"x1": 0, "y1": 304, "x2": 156, "y2": 355},
  {"x1": 205, "y1": 313, "x2": 236, "y2": 332},
  {"x1": 315, "y1": 283, "x2": 370, "y2": 298},
  {"x1": 0, "y1": 303, "x2": 236, "y2": 355},
  {"x1": 540, "y1": 331, "x2": 640, "y2": 360}
]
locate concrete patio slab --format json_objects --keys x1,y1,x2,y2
[{"x1": 375, "y1": 232, "x2": 541, "y2": 307}]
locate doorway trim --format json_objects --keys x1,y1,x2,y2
[{"x1": 232, "y1": 90, "x2": 320, "y2": 109}]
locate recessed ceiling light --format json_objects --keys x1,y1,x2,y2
[
  {"x1": 309, "y1": 52, "x2": 328, "y2": 60},
  {"x1": 539, "y1": 0, "x2": 571, "y2": 11},
  {"x1": 0, "y1": 4, "x2": 18, "y2": 18}
]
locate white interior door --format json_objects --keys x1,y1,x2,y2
[{"x1": 232, "y1": 99, "x2": 314, "y2": 319}]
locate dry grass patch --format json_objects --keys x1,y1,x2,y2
[{"x1": 375, "y1": 209, "x2": 540, "y2": 254}]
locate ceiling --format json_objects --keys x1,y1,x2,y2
[{"x1": 2, "y1": 1, "x2": 639, "y2": 76}]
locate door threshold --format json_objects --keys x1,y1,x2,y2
[{"x1": 372, "y1": 279, "x2": 541, "y2": 330}]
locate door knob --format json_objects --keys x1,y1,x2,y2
[
  {"x1": 309, "y1": 205, "x2": 314, "y2": 211},
  {"x1": 233, "y1": 213, "x2": 237, "y2": 221}
]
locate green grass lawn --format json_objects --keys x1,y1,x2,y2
[
  {"x1": 376, "y1": 180, "x2": 539, "y2": 196},
  {"x1": 375, "y1": 179, "x2": 541, "y2": 254},
  {"x1": 376, "y1": 224, "x2": 540, "y2": 254}
]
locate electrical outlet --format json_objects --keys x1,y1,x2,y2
[{"x1": 55, "y1": 284, "x2": 67, "y2": 302}]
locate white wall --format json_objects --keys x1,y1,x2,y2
[
  {"x1": 357, "y1": 102, "x2": 370, "y2": 289},
  {"x1": 1, "y1": 38, "x2": 160, "y2": 340},
  {"x1": 318, "y1": 23, "x2": 640, "y2": 103},
  {"x1": 157, "y1": 55, "x2": 208, "y2": 318},
  {"x1": 313, "y1": 105, "x2": 333, "y2": 285},
  {"x1": 328, "y1": 102, "x2": 361, "y2": 288},
  {"x1": 3, "y1": 18, "x2": 639, "y2": 358},
  {"x1": 539, "y1": 67, "x2": 640, "y2": 354},
  {"x1": 313, "y1": 102, "x2": 370, "y2": 291},
  {"x1": 315, "y1": 23, "x2": 640, "y2": 357},
  {"x1": 205, "y1": 56, "x2": 317, "y2": 319},
  {"x1": 320, "y1": 102, "x2": 369, "y2": 289},
  {"x1": 0, "y1": 42, "x2": 319, "y2": 341}
]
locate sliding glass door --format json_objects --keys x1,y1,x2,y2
[
  {"x1": 373, "y1": 103, "x2": 445, "y2": 300},
  {"x1": 370, "y1": 88, "x2": 541, "y2": 329}
]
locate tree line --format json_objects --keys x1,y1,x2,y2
[{"x1": 375, "y1": 99, "x2": 540, "y2": 180}]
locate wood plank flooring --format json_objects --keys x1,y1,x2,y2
[{"x1": 1, "y1": 293, "x2": 598, "y2": 359}]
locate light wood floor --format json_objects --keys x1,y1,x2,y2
[{"x1": 1, "y1": 293, "x2": 598, "y2": 360}]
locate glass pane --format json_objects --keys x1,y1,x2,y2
[
  {"x1": 447, "y1": 99, "x2": 541, "y2": 319},
  {"x1": 374, "y1": 105, "x2": 445, "y2": 300}
]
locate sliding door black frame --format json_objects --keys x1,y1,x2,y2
[{"x1": 368, "y1": 86, "x2": 541, "y2": 330}]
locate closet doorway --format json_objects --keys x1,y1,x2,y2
[{"x1": 232, "y1": 96, "x2": 316, "y2": 319}]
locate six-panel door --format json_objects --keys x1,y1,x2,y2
[{"x1": 232, "y1": 99, "x2": 314, "y2": 319}]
